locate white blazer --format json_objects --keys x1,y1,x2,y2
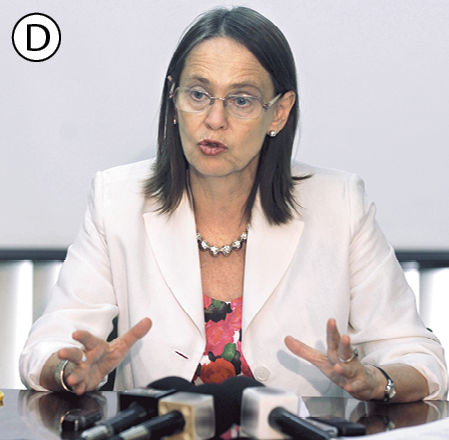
[{"x1": 20, "y1": 159, "x2": 448, "y2": 399}]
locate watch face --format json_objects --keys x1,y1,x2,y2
[{"x1": 387, "y1": 380, "x2": 396, "y2": 399}]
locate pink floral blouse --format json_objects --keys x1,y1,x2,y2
[{"x1": 193, "y1": 295, "x2": 254, "y2": 385}]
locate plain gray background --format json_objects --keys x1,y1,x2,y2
[{"x1": 1, "y1": 0, "x2": 448, "y2": 250}]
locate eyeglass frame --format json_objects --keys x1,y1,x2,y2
[{"x1": 169, "y1": 84, "x2": 283, "y2": 120}]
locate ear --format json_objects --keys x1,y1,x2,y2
[
  {"x1": 268, "y1": 91, "x2": 296, "y2": 134},
  {"x1": 167, "y1": 76, "x2": 178, "y2": 124},
  {"x1": 167, "y1": 75, "x2": 175, "y2": 94}
]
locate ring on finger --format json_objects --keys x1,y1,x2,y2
[{"x1": 339, "y1": 348, "x2": 359, "y2": 363}]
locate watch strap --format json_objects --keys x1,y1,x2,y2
[{"x1": 373, "y1": 366, "x2": 396, "y2": 402}]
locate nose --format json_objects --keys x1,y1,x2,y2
[{"x1": 204, "y1": 98, "x2": 228, "y2": 131}]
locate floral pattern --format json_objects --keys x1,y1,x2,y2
[{"x1": 193, "y1": 295, "x2": 254, "y2": 385}]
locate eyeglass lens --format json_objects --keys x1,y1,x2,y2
[{"x1": 173, "y1": 88, "x2": 265, "y2": 119}]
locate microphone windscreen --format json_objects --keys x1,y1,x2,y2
[
  {"x1": 221, "y1": 376, "x2": 265, "y2": 425},
  {"x1": 147, "y1": 376, "x2": 195, "y2": 392},
  {"x1": 193, "y1": 377, "x2": 264, "y2": 436},
  {"x1": 192, "y1": 383, "x2": 230, "y2": 436},
  {"x1": 240, "y1": 387, "x2": 300, "y2": 439},
  {"x1": 158, "y1": 392, "x2": 215, "y2": 440}
]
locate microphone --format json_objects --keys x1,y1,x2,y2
[
  {"x1": 80, "y1": 402, "x2": 151, "y2": 440},
  {"x1": 110, "y1": 376, "x2": 262, "y2": 440},
  {"x1": 119, "y1": 377, "x2": 194, "y2": 411},
  {"x1": 240, "y1": 387, "x2": 337, "y2": 440},
  {"x1": 80, "y1": 377, "x2": 193, "y2": 440},
  {"x1": 164, "y1": 376, "x2": 263, "y2": 438},
  {"x1": 207, "y1": 376, "x2": 266, "y2": 433},
  {"x1": 270, "y1": 406, "x2": 337, "y2": 440},
  {"x1": 109, "y1": 391, "x2": 214, "y2": 440},
  {"x1": 143, "y1": 376, "x2": 195, "y2": 392}
]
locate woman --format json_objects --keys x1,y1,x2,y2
[{"x1": 20, "y1": 7, "x2": 447, "y2": 401}]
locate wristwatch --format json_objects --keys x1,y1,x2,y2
[{"x1": 373, "y1": 366, "x2": 396, "y2": 402}]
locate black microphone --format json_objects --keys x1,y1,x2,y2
[
  {"x1": 171, "y1": 376, "x2": 263, "y2": 437},
  {"x1": 110, "y1": 410, "x2": 185, "y2": 440},
  {"x1": 211, "y1": 376, "x2": 266, "y2": 434},
  {"x1": 145, "y1": 376, "x2": 195, "y2": 393},
  {"x1": 110, "y1": 376, "x2": 262, "y2": 440},
  {"x1": 109, "y1": 391, "x2": 214, "y2": 440},
  {"x1": 240, "y1": 386, "x2": 337, "y2": 440},
  {"x1": 270, "y1": 407, "x2": 337, "y2": 440},
  {"x1": 80, "y1": 377, "x2": 193, "y2": 440},
  {"x1": 119, "y1": 377, "x2": 194, "y2": 411},
  {"x1": 79, "y1": 402, "x2": 151, "y2": 440}
]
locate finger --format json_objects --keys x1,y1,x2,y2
[
  {"x1": 58, "y1": 347, "x2": 86, "y2": 365},
  {"x1": 73, "y1": 330, "x2": 104, "y2": 352},
  {"x1": 134, "y1": 318, "x2": 152, "y2": 339},
  {"x1": 284, "y1": 336, "x2": 327, "y2": 365},
  {"x1": 284, "y1": 335, "x2": 304, "y2": 357},
  {"x1": 326, "y1": 318, "x2": 340, "y2": 349},
  {"x1": 71, "y1": 381, "x2": 86, "y2": 396},
  {"x1": 334, "y1": 360, "x2": 359, "y2": 379},
  {"x1": 326, "y1": 318, "x2": 342, "y2": 363},
  {"x1": 120, "y1": 318, "x2": 152, "y2": 350},
  {"x1": 65, "y1": 367, "x2": 85, "y2": 389},
  {"x1": 337, "y1": 334, "x2": 354, "y2": 363},
  {"x1": 55, "y1": 357, "x2": 88, "y2": 395}
]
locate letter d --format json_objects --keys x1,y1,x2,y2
[{"x1": 27, "y1": 24, "x2": 50, "y2": 51}]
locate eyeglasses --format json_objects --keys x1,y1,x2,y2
[{"x1": 170, "y1": 87, "x2": 282, "y2": 120}]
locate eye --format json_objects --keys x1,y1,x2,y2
[
  {"x1": 229, "y1": 95, "x2": 256, "y2": 107},
  {"x1": 189, "y1": 89, "x2": 209, "y2": 102}
]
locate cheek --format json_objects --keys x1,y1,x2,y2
[
  {"x1": 241, "y1": 122, "x2": 269, "y2": 151},
  {"x1": 245, "y1": 133, "x2": 265, "y2": 154},
  {"x1": 178, "y1": 116, "x2": 198, "y2": 148}
]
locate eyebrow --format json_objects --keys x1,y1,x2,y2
[
  {"x1": 183, "y1": 76, "x2": 209, "y2": 85},
  {"x1": 183, "y1": 76, "x2": 263, "y2": 94}
]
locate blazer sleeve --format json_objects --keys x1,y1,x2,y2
[
  {"x1": 19, "y1": 171, "x2": 118, "y2": 391},
  {"x1": 347, "y1": 174, "x2": 448, "y2": 400}
]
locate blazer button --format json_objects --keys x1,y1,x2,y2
[{"x1": 254, "y1": 366, "x2": 270, "y2": 381}]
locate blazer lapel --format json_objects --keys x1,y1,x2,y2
[
  {"x1": 143, "y1": 195, "x2": 205, "y2": 339},
  {"x1": 242, "y1": 198, "x2": 305, "y2": 335},
  {"x1": 142, "y1": 192, "x2": 304, "y2": 340}
]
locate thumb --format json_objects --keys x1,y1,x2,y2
[
  {"x1": 122, "y1": 317, "x2": 152, "y2": 347},
  {"x1": 284, "y1": 335, "x2": 301, "y2": 353},
  {"x1": 284, "y1": 335, "x2": 317, "y2": 363}
]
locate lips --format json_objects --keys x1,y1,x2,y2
[{"x1": 198, "y1": 139, "x2": 227, "y2": 156}]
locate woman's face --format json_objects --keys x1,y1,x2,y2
[{"x1": 176, "y1": 37, "x2": 293, "y2": 183}]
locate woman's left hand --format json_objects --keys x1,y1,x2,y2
[{"x1": 284, "y1": 318, "x2": 385, "y2": 401}]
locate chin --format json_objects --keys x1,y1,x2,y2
[{"x1": 188, "y1": 156, "x2": 229, "y2": 175}]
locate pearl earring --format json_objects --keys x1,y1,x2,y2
[
  {"x1": 269, "y1": 130, "x2": 277, "y2": 137},
  {"x1": 174, "y1": 118, "x2": 177, "y2": 125}
]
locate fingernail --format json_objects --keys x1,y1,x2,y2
[{"x1": 81, "y1": 353, "x2": 87, "y2": 363}]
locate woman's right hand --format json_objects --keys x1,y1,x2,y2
[{"x1": 41, "y1": 317, "x2": 152, "y2": 395}]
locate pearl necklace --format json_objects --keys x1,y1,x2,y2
[{"x1": 196, "y1": 225, "x2": 249, "y2": 256}]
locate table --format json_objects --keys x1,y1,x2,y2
[{"x1": 0, "y1": 389, "x2": 447, "y2": 439}]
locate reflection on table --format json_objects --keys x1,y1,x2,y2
[
  {"x1": 0, "y1": 389, "x2": 447, "y2": 439},
  {"x1": 303, "y1": 396, "x2": 447, "y2": 436}
]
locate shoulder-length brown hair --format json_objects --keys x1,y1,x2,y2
[{"x1": 144, "y1": 6, "x2": 310, "y2": 225}]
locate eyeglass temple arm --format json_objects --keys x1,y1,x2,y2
[{"x1": 263, "y1": 93, "x2": 282, "y2": 110}]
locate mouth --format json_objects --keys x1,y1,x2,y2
[{"x1": 198, "y1": 139, "x2": 228, "y2": 156}]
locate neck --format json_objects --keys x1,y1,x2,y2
[{"x1": 189, "y1": 170, "x2": 255, "y2": 232}]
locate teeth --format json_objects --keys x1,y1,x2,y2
[{"x1": 201, "y1": 141, "x2": 223, "y2": 148}]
